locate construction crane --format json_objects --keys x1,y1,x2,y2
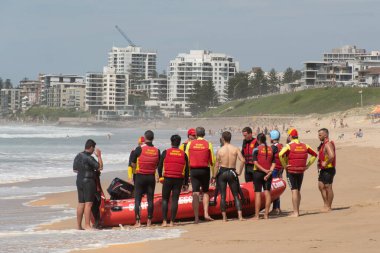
[{"x1": 115, "y1": 25, "x2": 136, "y2": 47}]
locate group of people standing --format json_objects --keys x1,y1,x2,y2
[{"x1": 73, "y1": 125, "x2": 336, "y2": 230}]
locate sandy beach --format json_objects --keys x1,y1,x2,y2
[{"x1": 32, "y1": 110, "x2": 380, "y2": 253}]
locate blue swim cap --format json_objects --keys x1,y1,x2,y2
[{"x1": 269, "y1": 130, "x2": 280, "y2": 140}]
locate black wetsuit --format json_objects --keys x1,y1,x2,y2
[
  {"x1": 73, "y1": 151, "x2": 99, "y2": 203},
  {"x1": 130, "y1": 142, "x2": 160, "y2": 221},
  {"x1": 217, "y1": 167, "x2": 242, "y2": 212},
  {"x1": 158, "y1": 149, "x2": 189, "y2": 222}
]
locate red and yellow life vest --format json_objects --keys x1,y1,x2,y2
[
  {"x1": 136, "y1": 145, "x2": 159, "y2": 175},
  {"x1": 273, "y1": 143, "x2": 283, "y2": 170},
  {"x1": 163, "y1": 148, "x2": 186, "y2": 178},
  {"x1": 318, "y1": 139, "x2": 336, "y2": 169},
  {"x1": 287, "y1": 142, "x2": 308, "y2": 174},
  {"x1": 243, "y1": 139, "x2": 257, "y2": 165},
  {"x1": 254, "y1": 145, "x2": 274, "y2": 171},
  {"x1": 188, "y1": 139, "x2": 211, "y2": 168}
]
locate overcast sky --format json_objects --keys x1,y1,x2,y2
[{"x1": 0, "y1": 0, "x2": 379, "y2": 83}]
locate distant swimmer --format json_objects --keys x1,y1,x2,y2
[
  {"x1": 269, "y1": 130, "x2": 284, "y2": 215},
  {"x1": 252, "y1": 133, "x2": 276, "y2": 220},
  {"x1": 127, "y1": 136, "x2": 145, "y2": 184},
  {"x1": 213, "y1": 131, "x2": 245, "y2": 222},
  {"x1": 185, "y1": 126, "x2": 215, "y2": 223},
  {"x1": 130, "y1": 130, "x2": 160, "y2": 227},
  {"x1": 317, "y1": 128, "x2": 336, "y2": 212},
  {"x1": 73, "y1": 139, "x2": 103, "y2": 230},
  {"x1": 158, "y1": 134, "x2": 189, "y2": 227},
  {"x1": 279, "y1": 128, "x2": 317, "y2": 217},
  {"x1": 107, "y1": 133, "x2": 111, "y2": 140},
  {"x1": 241, "y1": 127, "x2": 258, "y2": 183}
]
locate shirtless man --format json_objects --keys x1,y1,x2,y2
[{"x1": 213, "y1": 131, "x2": 245, "y2": 222}]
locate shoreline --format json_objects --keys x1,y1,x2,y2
[{"x1": 5, "y1": 111, "x2": 380, "y2": 252}]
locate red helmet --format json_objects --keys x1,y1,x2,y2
[
  {"x1": 287, "y1": 128, "x2": 298, "y2": 138},
  {"x1": 187, "y1": 128, "x2": 196, "y2": 137}
]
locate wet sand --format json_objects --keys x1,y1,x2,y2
[{"x1": 32, "y1": 112, "x2": 380, "y2": 253}]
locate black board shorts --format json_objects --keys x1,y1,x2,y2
[
  {"x1": 318, "y1": 167, "x2": 336, "y2": 185},
  {"x1": 76, "y1": 177, "x2": 96, "y2": 203},
  {"x1": 190, "y1": 167, "x2": 210, "y2": 192},
  {"x1": 253, "y1": 170, "x2": 272, "y2": 192},
  {"x1": 286, "y1": 172, "x2": 304, "y2": 191}
]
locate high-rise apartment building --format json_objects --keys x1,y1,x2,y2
[
  {"x1": 108, "y1": 46, "x2": 157, "y2": 84},
  {"x1": 0, "y1": 88, "x2": 21, "y2": 114},
  {"x1": 167, "y1": 50, "x2": 238, "y2": 104},
  {"x1": 85, "y1": 66, "x2": 129, "y2": 114}
]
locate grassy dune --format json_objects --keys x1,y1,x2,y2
[{"x1": 202, "y1": 87, "x2": 380, "y2": 117}]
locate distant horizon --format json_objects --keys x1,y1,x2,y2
[{"x1": 1, "y1": 0, "x2": 378, "y2": 84}]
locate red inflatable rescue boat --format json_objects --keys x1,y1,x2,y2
[{"x1": 96, "y1": 178, "x2": 286, "y2": 227}]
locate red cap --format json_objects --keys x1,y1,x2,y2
[
  {"x1": 187, "y1": 128, "x2": 196, "y2": 137},
  {"x1": 287, "y1": 128, "x2": 298, "y2": 138},
  {"x1": 138, "y1": 136, "x2": 145, "y2": 144}
]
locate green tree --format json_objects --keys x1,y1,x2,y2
[
  {"x1": 267, "y1": 68, "x2": 279, "y2": 93},
  {"x1": 0, "y1": 78, "x2": 3, "y2": 90},
  {"x1": 189, "y1": 80, "x2": 219, "y2": 115},
  {"x1": 293, "y1": 70, "x2": 302, "y2": 81},
  {"x1": 225, "y1": 72, "x2": 249, "y2": 100},
  {"x1": 250, "y1": 68, "x2": 267, "y2": 96},
  {"x1": 283, "y1": 67, "x2": 294, "y2": 84}
]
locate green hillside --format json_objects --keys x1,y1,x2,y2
[{"x1": 201, "y1": 87, "x2": 380, "y2": 117}]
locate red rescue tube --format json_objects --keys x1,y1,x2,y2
[{"x1": 98, "y1": 178, "x2": 286, "y2": 227}]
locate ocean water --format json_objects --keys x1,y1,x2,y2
[{"x1": 0, "y1": 124, "x2": 193, "y2": 252}]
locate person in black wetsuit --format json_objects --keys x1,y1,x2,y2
[
  {"x1": 73, "y1": 139, "x2": 103, "y2": 230},
  {"x1": 130, "y1": 130, "x2": 160, "y2": 227},
  {"x1": 241, "y1": 127, "x2": 258, "y2": 182},
  {"x1": 158, "y1": 134, "x2": 189, "y2": 227},
  {"x1": 213, "y1": 131, "x2": 245, "y2": 221}
]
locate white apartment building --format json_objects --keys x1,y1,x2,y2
[
  {"x1": 303, "y1": 45, "x2": 380, "y2": 86},
  {"x1": 46, "y1": 82, "x2": 86, "y2": 109},
  {"x1": 0, "y1": 88, "x2": 21, "y2": 114},
  {"x1": 135, "y1": 78, "x2": 167, "y2": 100},
  {"x1": 86, "y1": 66, "x2": 129, "y2": 114},
  {"x1": 42, "y1": 74, "x2": 84, "y2": 106},
  {"x1": 19, "y1": 79, "x2": 42, "y2": 105},
  {"x1": 108, "y1": 46, "x2": 157, "y2": 83},
  {"x1": 44, "y1": 75, "x2": 84, "y2": 108},
  {"x1": 167, "y1": 50, "x2": 239, "y2": 104}
]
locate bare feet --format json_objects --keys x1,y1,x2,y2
[
  {"x1": 222, "y1": 218, "x2": 228, "y2": 222},
  {"x1": 263, "y1": 214, "x2": 269, "y2": 219},
  {"x1": 147, "y1": 219, "x2": 152, "y2": 227},
  {"x1": 77, "y1": 226, "x2": 84, "y2": 230},
  {"x1": 161, "y1": 220, "x2": 167, "y2": 227},
  {"x1": 84, "y1": 226, "x2": 96, "y2": 231},
  {"x1": 134, "y1": 221, "x2": 141, "y2": 228},
  {"x1": 169, "y1": 221, "x2": 174, "y2": 227},
  {"x1": 222, "y1": 212, "x2": 227, "y2": 222},
  {"x1": 252, "y1": 215, "x2": 260, "y2": 220},
  {"x1": 321, "y1": 207, "x2": 332, "y2": 212},
  {"x1": 194, "y1": 218, "x2": 199, "y2": 224},
  {"x1": 288, "y1": 212, "x2": 299, "y2": 218},
  {"x1": 204, "y1": 216, "x2": 214, "y2": 221}
]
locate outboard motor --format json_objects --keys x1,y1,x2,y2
[{"x1": 107, "y1": 177, "x2": 134, "y2": 200}]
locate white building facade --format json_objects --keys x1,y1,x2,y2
[
  {"x1": 85, "y1": 66, "x2": 129, "y2": 114},
  {"x1": 303, "y1": 45, "x2": 380, "y2": 86},
  {"x1": 167, "y1": 50, "x2": 239, "y2": 104},
  {"x1": 108, "y1": 46, "x2": 157, "y2": 83}
]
